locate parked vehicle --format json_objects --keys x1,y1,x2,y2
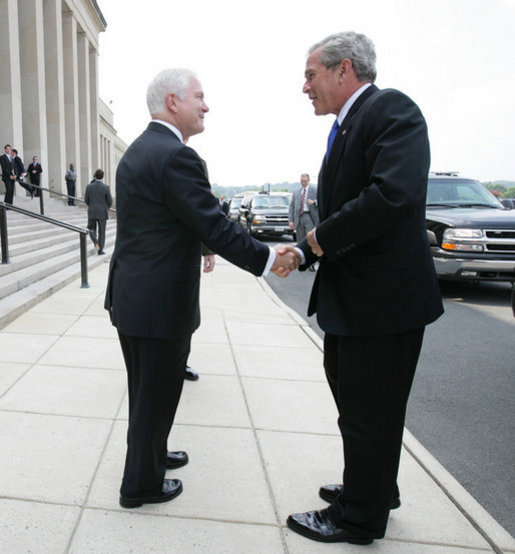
[
  {"x1": 425, "y1": 172, "x2": 515, "y2": 313},
  {"x1": 500, "y1": 198, "x2": 515, "y2": 209},
  {"x1": 238, "y1": 191, "x2": 293, "y2": 238},
  {"x1": 227, "y1": 194, "x2": 245, "y2": 221}
]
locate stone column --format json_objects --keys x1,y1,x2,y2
[
  {"x1": 18, "y1": 0, "x2": 48, "y2": 191},
  {"x1": 77, "y1": 31, "x2": 91, "y2": 192},
  {"x1": 89, "y1": 47, "x2": 100, "y2": 171},
  {"x1": 62, "y1": 10, "x2": 80, "y2": 195},
  {"x1": 0, "y1": 0, "x2": 24, "y2": 192},
  {"x1": 43, "y1": 0, "x2": 66, "y2": 194}
]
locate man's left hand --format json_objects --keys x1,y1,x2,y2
[
  {"x1": 307, "y1": 228, "x2": 324, "y2": 257},
  {"x1": 203, "y1": 254, "x2": 216, "y2": 273}
]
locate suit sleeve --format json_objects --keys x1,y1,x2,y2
[
  {"x1": 316, "y1": 91, "x2": 430, "y2": 261},
  {"x1": 161, "y1": 146, "x2": 269, "y2": 276}
]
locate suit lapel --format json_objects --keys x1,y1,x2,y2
[{"x1": 319, "y1": 85, "x2": 379, "y2": 219}]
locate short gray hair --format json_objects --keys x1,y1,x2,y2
[
  {"x1": 309, "y1": 32, "x2": 376, "y2": 83},
  {"x1": 146, "y1": 68, "x2": 196, "y2": 115}
]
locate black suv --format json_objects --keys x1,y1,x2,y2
[
  {"x1": 238, "y1": 192, "x2": 293, "y2": 238},
  {"x1": 426, "y1": 173, "x2": 515, "y2": 290}
]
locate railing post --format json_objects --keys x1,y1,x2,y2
[
  {"x1": 79, "y1": 233, "x2": 89, "y2": 288},
  {"x1": 39, "y1": 186, "x2": 45, "y2": 215},
  {"x1": 0, "y1": 205, "x2": 10, "y2": 264}
]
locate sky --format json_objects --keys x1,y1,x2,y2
[{"x1": 98, "y1": 0, "x2": 515, "y2": 187}]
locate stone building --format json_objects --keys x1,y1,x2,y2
[{"x1": 0, "y1": 0, "x2": 125, "y2": 200}]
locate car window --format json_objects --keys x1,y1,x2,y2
[
  {"x1": 427, "y1": 178, "x2": 501, "y2": 207},
  {"x1": 252, "y1": 196, "x2": 290, "y2": 209},
  {"x1": 230, "y1": 198, "x2": 242, "y2": 210}
]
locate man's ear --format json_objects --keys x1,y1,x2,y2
[{"x1": 166, "y1": 92, "x2": 178, "y2": 113}]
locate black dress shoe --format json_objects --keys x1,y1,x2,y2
[
  {"x1": 98, "y1": 250, "x2": 105, "y2": 255},
  {"x1": 119, "y1": 478, "x2": 182, "y2": 508},
  {"x1": 166, "y1": 450, "x2": 189, "y2": 469},
  {"x1": 319, "y1": 484, "x2": 401, "y2": 509},
  {"x1": 184, "y1": 365, "x2": 199, "y2": 381},
  {"x1": 287, "y1": 509, "x2": 373, "y2": 545}
]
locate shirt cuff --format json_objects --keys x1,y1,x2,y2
[
  {"x1": 294, "y1": 247, "x2": 306, "y2": 265},
  {"x1": 262, "y1": 247, "x2": 276, "y2": 276}
]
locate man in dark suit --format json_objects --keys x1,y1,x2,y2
[
  {"x1": 11, "y1": 149, "x2": 34, "y2": 198},
  {"x1": 84, "y1": 169, "x2": 113, "y2": 255},
  {"x1": 27, "y1": 156, "x2": 43, "y2": 197},
  {"x1": 283, "y1": 32, "x2": 444, "y2": 545},
  {"x1": 0, "y1": 144, "x2": 16, "y2": 204},
  {"x1": 105, "y1": 68, "x2": 296, "y2": 509}
]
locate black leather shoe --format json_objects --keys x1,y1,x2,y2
[
  {"x1": 166, "y1": 450, "x2": 189, "y2": 469},
  {"x1": 119, "y1": 478, "x2": 182, "y2": 508},
  {"x1": 184, "y1": 365, "x2": 199, "y2": 381},
  {"x1": 319, "y1": 484, "x2": 401, "y2": 509},
  {"x1": 98, "y1": 250, "x2": 105, "y2": 255},
  {"x1": 287, "y1": 509, "x2": 373, "y2": 544}
]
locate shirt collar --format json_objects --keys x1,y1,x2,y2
[
  {"x1": 336, "y1": 83, "x2": 372, "y2": 126},
  {"x1": 152, "y1": 119, "x2": 184, "y2": 143}
]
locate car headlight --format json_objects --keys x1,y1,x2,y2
[
  {"x1": 441, "y1": 228, "x2": 484, "y2": 252},
  {"x1": 252, "y1": 215, "x2": 264, "y2": 223}
]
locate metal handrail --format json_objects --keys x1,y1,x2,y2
[
  {"x1": 29, "y1": 183, "x2": 116, "y2": 216},
  {"x1": 0, "y1": 201, "x2": 89, "y2": 288}
]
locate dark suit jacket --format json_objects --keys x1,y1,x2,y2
[
  {"x1": 0, "y1": 154, "x2": 14, "y2": 184},
  {"x1": 12, "y1": 156, "x2": 25, "y2": 179},
  {"x1": 298, "y1": 85, "x2": 443, "y2": 336},
  {"x1": 84, "y1": 179, "x2": 113, "y2": 219},
  {"x1": 105, "y1": 121, "x2": 270, "y2": 340},
  {"x1": 28, "y1": 162, "x2": 43, "y2": 184}
]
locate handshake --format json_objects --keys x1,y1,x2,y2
[
  {"x1": 270, "y1": 228, "x2": 324, "y2": 278},
  {"x1": 270, "y1": 245, "x2": 301, "y2": 278}
]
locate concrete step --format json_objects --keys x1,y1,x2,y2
[
  {"x1": 0, "y1": 226, "x2": 116, "y2": 280},
  {"x1": 0, "y1": 194, "x2": 117, "y2": 328},
  {"x1": 0, "y1": 245, "x2": 114, "y2": 329}
]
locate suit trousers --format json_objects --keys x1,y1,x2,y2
[
  {"x1": 323, "y1": 327, "x2": 424, "y2": 538},
  {"x1": 295, "y1": 212, "x2": 316, "y2": 242},
  {"x1": 3, "y1": 178, "x2": 14, "y2": 204},
  {"x1": 118, "y1": 331, "x2": 191, "y2": 497},
  {"x1": 87, "y1": 217, "x2": 107, "y2": 250},
  {"x1": 66, "y1": 181, "x2": 76, "y2": 205}
]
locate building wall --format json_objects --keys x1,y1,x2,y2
[
  {"x1": 99, "y1": 98, "x2": 127, "y2": 197},
  {"x1": 0, "y1": 0, "x2": 126, "y2": 200}
]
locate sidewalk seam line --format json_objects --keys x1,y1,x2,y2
[
  {"x1": 63, "y1": 391, "x2": 126, "y2": 553},
  {"x1": 222, "y1": 309, "x2": 291, "y2": 554}
]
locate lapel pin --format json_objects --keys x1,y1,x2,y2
[{"x1": 341, "y1": 129, "x2": 347, "y2": 136}]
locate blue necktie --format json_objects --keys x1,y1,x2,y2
[{"x1": 326, "y1": 119, "x2": 339, "y2": 161}]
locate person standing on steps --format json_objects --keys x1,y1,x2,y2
[{"x1": 84, "y1": 169, "x2": 113, "y2": 255}]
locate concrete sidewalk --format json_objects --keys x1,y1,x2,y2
[{"x1": 0, "y1": 258, "x2": 513, "y2": 553}]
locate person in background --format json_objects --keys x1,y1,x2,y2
[
  {"x1": 288, "y1": 173, "x2": 319, "y2": 270},
  {"x1": 1, "y1": 144, "x2": 16, "y2": 204},
  {"x1": 84, "y1": 169, "x2": 113, "y2": 255},
  {"x1": 28, "y1": 156, "x2": 43, "y2": 197},
  {"x1": 65, "y1": 163, "x2": 77, "y2": 206},
  {"x1": 11, "y1": 149, "x2": 33, "y2": 199}
]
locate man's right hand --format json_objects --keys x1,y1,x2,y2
[{"x1": 271, "y1": 245, "x2": 301, "y2": 278}]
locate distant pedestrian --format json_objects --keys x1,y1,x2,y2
[
  {"x1": 28, "y1": 156, "x2": 43, "y2": 197},
  {"x1": 65, "y1": 163, "x2": 77, "y2": 206},
  {"x1": 0, "y1": 144, "x2": 16, "y2": 204},
  {"x1": 11, "y1": 149, "x2": 33, "y2": 198},
  {"x1": 84, "y1": 169, "x2": 113, "y2": 255}
]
